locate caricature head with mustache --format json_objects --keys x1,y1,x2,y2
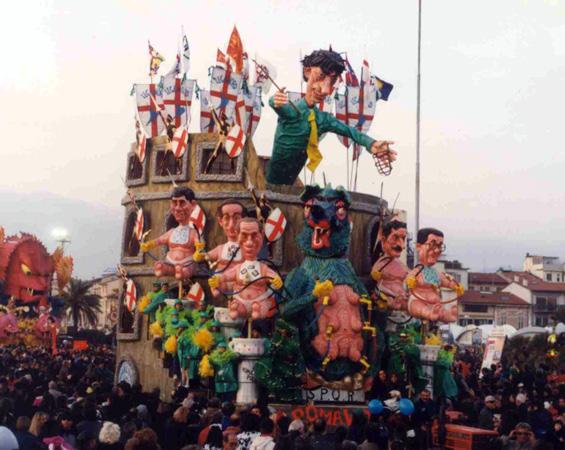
[{"x1": 380, "y1": 219, "x2": 407, "y2": 259}]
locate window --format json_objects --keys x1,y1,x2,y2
[
  {"x1": 517, "y1": 315, "x2": 524, "y2": 329},
  {"x1": 449, "y1": 272, "x2": 462, "y2": 283},
  {"x1": 155, "y1": 150, "x2": 183, "y2": 177},
  {"x1": 201, "y1": 148, "x2": 237, "y2": 175},
  {"x1": 117, "y1": 280, "x2": 141, "y2": 341},
  {"x1": 546, "y1": 273, "x2": 552, "y2": 281},
  {"x1": 125, "y1": 151, "x2": 148, "y2": 187},
  {"x1": 535, "y1": 316, "x2": 549, "y2": 327},
  {"x1": 535, "y1": 296, "x2": 557, "y2": 312},
  {"x1": 127, "y1": 154, "x2": 143, "y2": 180},
  {"x1": 195, "y1": 140, "x2": 244, "y2": 182},
  {"x1": 150, "y1": 139, "x2": 189, "y2": 184},
  {"x1": 498, "y1": 313, "x2": 507, "y2": 325},
  {"x1": 121, "y1": 207, "x2": 150, "y2": 264},
  {"x1": 463, "y1": 304, "x2": 488, "y2": 313}
]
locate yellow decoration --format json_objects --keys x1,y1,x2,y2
[
  {"x1": 425, "y1": 333, "x2": 442, "y2": 346},
  {"x1": 149, "y1": 321, "x2": 163, "y2": 338},
  {"x1": 313, "y1": 280, "x2": 333, "y2": 299},
  {"x1": 548, "y1": 333, "x2": 557, "y2": 345},
  {"x1": 199, "y1": 354, "x2": 214, "y2": 377},
  {"x1": 270, "y1": 275, "x2": 283, "y2": 290},
  {"x1": 140, "y1": 240, "x2": 157, "y2": 252},
  {"x1": 360, "y1": 295, "x2": 373, "y2": 311},
  {"x1": 455, "y1": 283, "x2": 465, "y2": 296},
  {"x1": 405, "y1": 276, "x2": 417, "y2": 289},
  {"x1": 306, "y1": 109, "x2": 322, "y2": 172},
  {"x1": 193, "y1": 327, "x2": 214, "y2": 353},
  {"x1": 138, "y1": 295, "x2": 150, "y2": 312},
  {"x1": 193, "y1": 241, "x2": 206, "y2": 262},
  {"x1": 164, "y1": 335, "x2": 177, "y2": 354},
  {"x1": 208, "y1": 275, "x2": 221, "y2": 290},
  {"x1": 371, "y1": 270, "x2": 382, "y2": 282}
]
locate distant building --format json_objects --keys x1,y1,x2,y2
[
  {"x1": 468, "y1": 272, "x2": 508, "y2": 293},
  {"x1": 499, "y1": 271, "x2": 565, "y2": 327},
  {"x1": 89, "y1": 270, "x2": 121, "y2": 332},
  {"x1": 441, "y1": 260, "x2": 469, "y2": 290},
  {"x1": 458, "y1": 290, "x2": 529, "y2": 328},
  {"x1": 523, "y1": 254, "x2": 565, "y2": 282}
]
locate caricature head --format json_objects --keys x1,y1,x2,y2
[
  {"x1": 416, "y1": 228, "x2": 445, "y2": 266},
  {"x1": 380, "y1": 219, "x2": 407, "y2": 259},
  {"x1": 237, "y1": 218, "x2": 263, "y2": 261},
  {"x1": 170, "y1": 187, "x2": 196, "y2": 225},
  {"x1": 216, "y1": 201, "x2": 246, "y2": 242},
  {"x1": 302, "y1": 49, "x2": 345, "y2": 105}
]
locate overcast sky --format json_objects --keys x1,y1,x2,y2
[{"x1": 1, "y1": 0, "x2": 564, "y2": 277}]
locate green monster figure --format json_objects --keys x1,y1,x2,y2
[
  {"x1": 266, "y1": 49, "x2": 395, "y2": 186},
  {"x1": 433, "y1": 345, "x2": 458, "y2": 400},
  {"x1": 388, "y1": 324, "x2": 427, "y2": 394},
  {"x1": 209, "y1": 342, "x2": 238, "y2": 401},
  {"x1": 255, "y1": 319, "x2": 306, "y2": 403},
  {"x1": 279, "y1": 185, "x2": 379, "y2": 384}
]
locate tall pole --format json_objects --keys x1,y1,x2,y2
[{"x1": 415, "y1": 0, "x2": 422, "y2": 264}]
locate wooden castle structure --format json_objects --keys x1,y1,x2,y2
[{"x1": 115, "y1": 132, "x2": 390, "y2": 397}]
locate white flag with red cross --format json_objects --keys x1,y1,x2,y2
[
  {"x1": 254, "y1": 54, "x2": 276, "y2": 95},
  {"x1": 265, "y1": 207, "x2": 287, "y2": 242},
  {"x1": 187, "y1": 282, "x2": 205, "y2": 306},
  {"x1": 243, "y1": 85, "x2": 262, "y2": 137},
  {"x1": 189, "y1": 204, "x2": 206, "y2": 236},
  {"x1": 134, "y1": 208, "x2": 144, "y2": 241},
  {"x1": 199, "y1": 89, "x2": 215, "y2": 133},
  {"x1": 234, "y1": 90, "x2": 247, "y2": 132},
  {"x1": 209, "y1": 66, "x2": 243, "y2": 125},
  {"x1": 171, "y1": 126, "x2": 189, "y2": 159},
  {"x1": 136, "y1": 131, "x2": 147, "y2": 163},
  {"x1": 225, "y1": 124, "x2": 245, "y2": 158},
  {"x1": 134, "y1": 83, "x2": 165, "y2": 137},
  {"x1": 125, "y1": 279, "x2": 137, "y2": 312},
  {"x1": 162, "y1": 73, "x2": 195, "y2": 128}
]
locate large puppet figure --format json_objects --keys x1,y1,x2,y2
[
  {"x1": 405, "y1": 228, "x2": 464, "y2": 323},
  {"x1": 371, "y1": 218, "x2": 409, "y2": 312},
  {"x1": 265, "y1": 49, "x2": 396, "y2": 186},
  {"x1": 199, "y1": 201, "x2": 245, "y2": 271},
  {"x1": 140, "y1": 187, "x2": 204, "y2": 280},
  {"x1": 209, "y1": 218, "x2": 282, "y2": 321}
]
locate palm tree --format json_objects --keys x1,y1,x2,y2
[{"x1": 62, "y1": 278, "x2": 102, "y2": 330}]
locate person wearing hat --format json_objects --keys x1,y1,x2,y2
[
  {"x1": 174, "y1": 319, "x2": 192, "y2": 387},
  {"x1": 210, "y1": 320, "x2": 227, "y2": 349},
  {"x1": 209, "y1": 341, "x2": 238, "y2": 401},
  {"x1": 478, "y1": 395, "x2": 497, "y2": 430}
]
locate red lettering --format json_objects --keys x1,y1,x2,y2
[
  {"x1": 333, "y1": 410, "x2": 344, "y2": 427},
  {"x1": 305, "y1": 405, "x2": 318, "y2": 423},
  {"x1": 291, "y1": 407, "x2": 305, "y2": 421}
]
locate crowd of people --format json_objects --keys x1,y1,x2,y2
[{"x1": 0, "y1": 344, "x2": 563, "y2": 450}]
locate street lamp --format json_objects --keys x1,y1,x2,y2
[{"x1": 52, "y1": 228, "x2": 71, "y2": 250}]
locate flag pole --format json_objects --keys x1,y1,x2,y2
[{"x1": 415, "y1": 0, "x2": 422, "y2": 265}]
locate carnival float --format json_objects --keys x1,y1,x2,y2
[
  {"x1": 115, "y1": 26, "x2": 463, "y2": 415},
  {"x1": 0, "y1": 227, "x2": 73, "y2": 348}
]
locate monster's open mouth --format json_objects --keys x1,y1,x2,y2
[{"x1": 312, "y1": 225, "x2": 331, "y2": 249}]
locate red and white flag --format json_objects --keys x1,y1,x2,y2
[
  {"x1": 234, "y1": 90, "x2": 247, "y2": 132},
  {"x1": 243, "y1": 85, "x2": 262, "y2": 137},
  {"x1": 225, "y1": 124, "x2": 245, "y2": 158},
  {"x1": 199, "y1": 89, "x2": 215, "y2": 133},
  {"x1": 134, "y1": 83, "x2": 165, "y2": 137},
  {"x1": 265, "y1": 207, "x2": 287, "y2": 242},
  {"x1": 189, "y1": 204, "x2": 206, "y2": 236},
  {"x1": 135, "y1": 125, "x2": 147, "y2": 163},
  {"x1": 171, "y1": 126, "x2": 188, "y2": 159},
  {"x1": 226, "y1": 26, "x2": 244, "y2": 73},
  {"x1": 254, "y1": 54, "x2": 276, "y2": 95},
  {"x1": 125, "y1": 279, "x2": 137, "y2": 312},
  {"x1": 209, "y1": 66, "x2": 243, "y2": 125},
  {"x1": 162, "y1": 73, "x2": 195, "y2": 128},
  {"x1": 187, "y1": 282, "x2": 205, "y2": 306},
  {"x1": 134, "y1": 208, "x2": 144, "y2": 241}
]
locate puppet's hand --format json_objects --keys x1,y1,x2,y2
[
  {"x1": 140, "y1": 240, "x2": 157, "y2": 252},
  {"x1": 371, "y1": 141, "x2": 397, "y2": 166},
  {"x1": 273, "y1": 89, "x2": 289, "y2": 108}
]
